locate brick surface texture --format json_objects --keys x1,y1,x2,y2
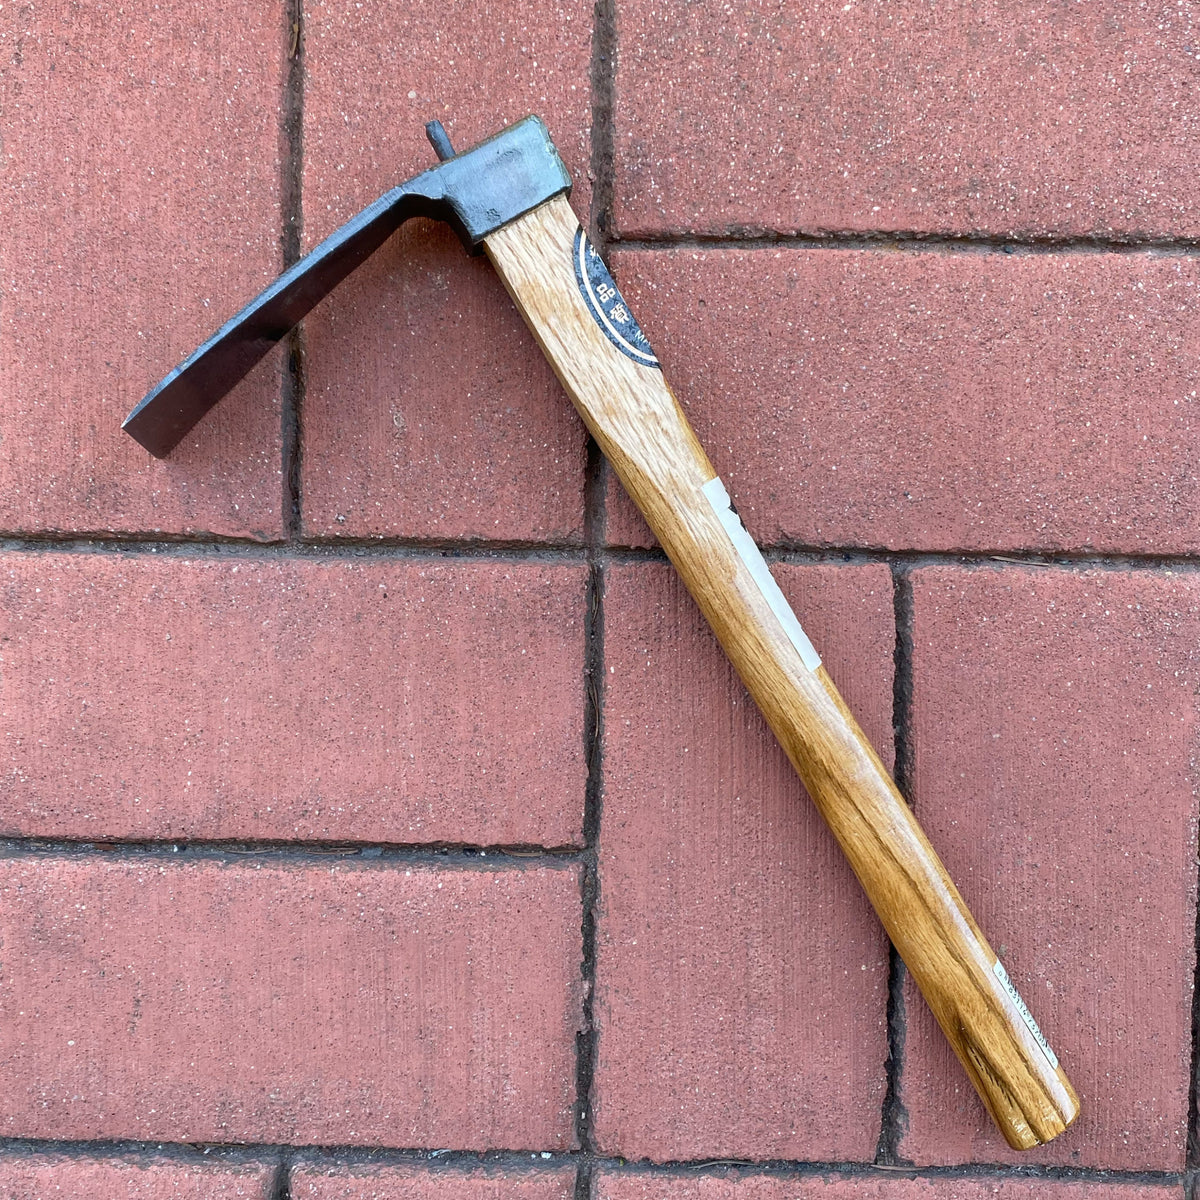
[
  {"x1": 0, "y1": 1, "x2": 286, "y2": 538},
  {"x1": 597, "y1": 1174, "x2": 1182, "y2": 1200},
  {"x1": 606, "y1": 251, "x2": 1200, "y2": 554},
  {"x1": 298, "y1": 0, "x2": 594, "y2": 542},
  {"x1": 614, "y1": 2, "x2": 1200, "y2": 239},
  {"x1": 2, "y1": 0, "x2": 1197, "y2": 1193},
  {"x1": 595, "y1": 1171, "x2": 1176, "y2": 1200},
  {"x1": 0, "y1": 858, "x2": 581, "y2": 1147},
  {"x1": 899, "y1": 567, "x2": 1200, "y2": 1171},
  {"x1": 0, "y1": 554, "x2": 586, "y2": 845},
  {"x1": 0, "y1": 1154, "x2": 275, "y2": 1198},
  {"x1": 289, "y1": 1165, "x2": 574, "y2": 1200},
  {"x1": 594, "y1": 563, "x2": 894, "y2": 1162}
]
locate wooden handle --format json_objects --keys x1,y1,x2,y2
[{"x1": 484, "y1": 195, "x2": 1079, "y2": 1149}]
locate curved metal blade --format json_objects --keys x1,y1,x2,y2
[{"x1": 122, "y1": 116, "x2": 570, "y2": 457}]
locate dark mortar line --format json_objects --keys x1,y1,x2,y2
[
  {"x1": 282, "y1": 328, "x2": 306, "y2": 542},
  {"x1": 875, "y1": 564, "x2": 915, "y2": 1165},
  {"x1": 0, "y1": 1140, "x2": 574, "y2": 1173},
  {"x1": 889, "y1": 564, "x2": 916, "y2": 808},
  {"x1": 875, "y1": 949, "x2": 909, "y2": 1166},
  {"x1": 0, "y1": 1139, "x2": 1185, "y2": 1187},
  {"x1": 0, "y1": 535, "x2": 588, "y2": 561},
  {"x1": 573, "y1": 10, "x2": 616, "y2": 1178},
  {"x1": 575, "y1": 493, "x2": 605, "y2": 1159},
  {"x1": 280, "y1": 0, "x2": 305, "y2": 542},
  {"x1": 612, "y1": 231, "x2": 1200, "y2": 256},
  {"x1": 881, "y1": 1163, "x2": 1184, "y2": 1185},
  {"x1": 587, "y1": 0, "x2": 617, "y2": 249},
  {"x1": 0, "y1": 533, "x2": 297, "y2": 551},
  {"x1": 765, "y1": 546, "x2": 1200, "y2": 573},
  {"x1": 280, "y1": 0, "x2": 304, "y2": 269},
  {"x1": 0, "y1": 1139, "x2": 281, "y2": 1167},
  {"x1": 609, "y1": 543, "x2": 1200, "y2": 575},
  {"x1": 603, "y1": 1159, "x2": 1187, "y2": 1185},
  {"x1": 599, "y1": 545, "x2": 670, "y2": 565},
  {"x1": 271, "y1": 1152, "x2": 293, "y2": 1200},
  {"x1": 286, "y1": 536, "x2": 587, "y2": 557},
  {"x1": 574, "y1": 1159, "x2": 596, "y2": 1200},
  {"x1": 7, "y1": 536, "x2": 1200, "y2": 574},
  {"x1": 0, "y1": 839, "x2": 583, "y2": 868},
  {"x1": 284, "y1": 1148, "x2": 575, "y2": 1172}
]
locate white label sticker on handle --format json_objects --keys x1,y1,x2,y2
[
  {"x1": 993, "y1": 959, "x2": 1059, "y2": 1070},
  {"x1": 701, "y1": 476, "x2": 822, "y2": 672}
]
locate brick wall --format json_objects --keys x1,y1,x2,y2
[{"x1": 1, "y1": 2, "x2": 1196, "y2": 1198}]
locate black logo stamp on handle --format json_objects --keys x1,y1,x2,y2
[{"x1": 573, "y1": 228, "x2": 660, "y2": 369}]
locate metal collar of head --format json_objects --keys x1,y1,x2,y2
[{"x1": 122, "y1": 116, "x2": 571, "y2": 458}]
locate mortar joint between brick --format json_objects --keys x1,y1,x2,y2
[
  {"x1": 281, "y1": 0, "x2": 304, "y2": 270},
  {"x1": 280, "y1": 0, "x2": 305, "y2": 541},
  {"x1": 574, "y1": 0, "x2": 617, "y2": 1157},
  {"x1": 769, "y1": 546, "x2": 1200, "y2": 572},
  {"x1": 0, "y1": 1138, "x2": 278, "y2": 1168},
  {"x1": 575, "y1": 536, "x2": 605, "y2": 1153},
  {"x1": 0, "y1": 838, "x2": 586, "y2": 868},
  {"x1": 874, "y1": 946, "x2": 912, "y2": 1166},
  {"x1": 0, "y1": 1140, "x2": 1188, "y2": 1187},
  {"x1": 272, "y1": 1151, "x2": 293, "y2": 1200},
  {"x1": 873, "y1": 562, "x2": 915, "y2": 1164},
  {"x1": 572, "y1": 1157, "x2": 1185, "y2": 1185},
  {"x1": 611, "y1": 231, "x2": 1200, "y2": 256},
  {"x1": 574, "y1": 1156, "x2": 596, "y2": 1200},
  {"x1": 283, "y1": 326, "x2": 307, "y2": 541},
  {"x1": 587, "y1": 0, "x2": 617, "y2": 251},
  {"x1": 0, "y1": 535, "x2": 596, "y2": 562},
  {"x1": 889, "y1": 563, "x2": 916, "y2": 801},
  {"x1": 9, "y1": 536, "x2": 1200, "y2": 575}
]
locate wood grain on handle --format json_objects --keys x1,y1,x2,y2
[{"x1": 484, "y1": 194, "x2": 1080, "y2": 1149}]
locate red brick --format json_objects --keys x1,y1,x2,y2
[
  {"x1": 0, "y1": 553, "x2": 585, "y2": 845},
  {"x1": 594, "y1": 562, "x2": 894, "y2": 1161},
  {"x1": 0, "y1": 858, "x2": 582, "y2": 1147},
  {"x1": 290, "y1": 1165, "x2": 574, "y2": 1200},
  {"x1": 0, "y1": 1155, "x2": 275, "y2": 1199},
  {"x1": 596, "y1": 1172, "x2": 1181, "y2": 1200},
  {"x1": 899, "y1": 567, "x2": 1200, "y2": 1169},
  {"x1": 298, "y1": 233, "x2": 588, "y2": 543},
  {"x1": 0, "y1": 1, "x2": 286, "y2": 538},
  {"x1": 614, "y1": 3, "x2": 1199, "y2": 239},
  {"x1": 298, "y1": 1, "x2": 594, "y2": 541},
  {"x1": 605, "y1": 250, "x2": 1200, "y2": 554}
]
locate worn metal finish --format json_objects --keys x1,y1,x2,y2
[
  {"x1": 122, "y1": 116, "x2": 571, "y2": 457},
  {"x1": 425, "y1": 119, "x2": 457, "y2": 163}
]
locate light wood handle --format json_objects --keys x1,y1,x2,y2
[{"x1": 484, "y1": 195, "x2": 1079, "y2": 1149}]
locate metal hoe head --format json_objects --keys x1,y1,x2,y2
[{"x1": 121, "y1": 116, "x2": 571, "y2": 458}]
